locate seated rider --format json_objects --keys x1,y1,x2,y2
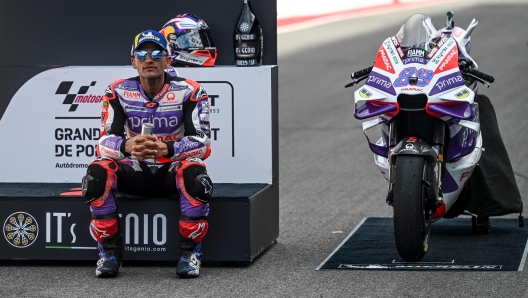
[{"x1": 81, "y1": 29, "x2": 213, "y2": 278}]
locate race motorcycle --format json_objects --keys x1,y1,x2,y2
[{"x1": 345, "y1": 12, "x2": 498, "y2": 262}]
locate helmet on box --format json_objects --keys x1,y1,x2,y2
[{"x1": 161, "y1": 13, "x2": 217, "y2": 67}]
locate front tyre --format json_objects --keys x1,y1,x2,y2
[{"x1": 393, "y1": 155, "x2": 431, "y2": 262}]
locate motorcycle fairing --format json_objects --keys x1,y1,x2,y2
[
  {"x1": 354, "y1": 35, "x2": 475, "y2": 112},
  {"x1": 442, "y1": 131, "x2": 482, "y2": 211},
  {"x1": 388, "y1": 136, "x2": 440, "y2": 204},
  {"x1": 361, "y1": 118, "x2": 390, "y2": 158},
  {"x1": 354, "y1": 86, "x2": 399, "y2": 120},
  {"x1": 427, "y1": 102, "x2": 473, "y2": 120},
  {"x1": 355, "y1": 34, "x2": 479, "y2": 161},
  {"x1": 389, "y1": 136, "x2": 438, "y2": 162},
  {"x1": 445, "y1": 105, "x2": 480, "y2": 162},
  {"x1": 355, "y1": 101, "x2": 398, "y2": 120}
]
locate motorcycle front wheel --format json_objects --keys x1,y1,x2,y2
[{"x1": 393, "y1": 155, "x2": 431, "y2": 262}]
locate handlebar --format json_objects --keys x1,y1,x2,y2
[
  {"x1": 458, "y1": 58, "x2": 494, "y2": 86},
  {"x1": 345, "y1": 66, "x2": 373, "y2": 88},
  {"x1": 345, "y1": 62, "x2": 495, "y2": 89},
  {"x1": 352, "y1": 66, "x2": 373, "y2": 79},
  {"x1": 467, "y1": 68, "x2": 495, "y2": 83}
]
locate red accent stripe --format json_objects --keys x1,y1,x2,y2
[
  {"x1": 369, "y1": 100, "x2": 400, "y2": 117},
  {"x1": 60, "y1": 191, "x2": 83, "y2": 196}
]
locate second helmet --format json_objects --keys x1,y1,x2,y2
[{"x1": 161, "y1": 13, "x2": 217, "y2": 67}]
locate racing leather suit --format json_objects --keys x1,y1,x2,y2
[{"x1": 85, "y1": 73, "x2": 212, "y2": 259}]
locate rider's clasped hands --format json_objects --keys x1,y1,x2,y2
[{"x1": 125, "y1": 135, "x2": 168, "y2": 160}]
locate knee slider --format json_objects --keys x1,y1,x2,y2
[
  {"x1": 176, "y1": 159, "x2": 213, "y2": 204},
  {"x1": 90, "y1": 214, "x2": 119, "y2": 243},
  {"x1": 82, "y1": 158, "x2": 118, "y2": 205},
  {"x1": 179, "y1": 216, "x2": 208, "y2": 244}
]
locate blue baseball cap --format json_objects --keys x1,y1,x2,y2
[{"x1": 132, "y1": 29, "x2": 168, "y2": 53}]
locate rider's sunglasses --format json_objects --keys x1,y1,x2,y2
[{"x1": 135, "y1": 50, "x2": 165, "y2": 61}]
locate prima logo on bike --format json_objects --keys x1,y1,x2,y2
[
  {"x1": 55, "y1": 81, "x2": 102, "y2": 112},
  {"x1": 366, "y1": 72, "x2": 396, "y2": 96},
  {"x1": 3, "y1": 212, "x2": 39, "y2": 248},
  {"x1": 429, "y1": 73, "x2": 465, "y2": 96}
]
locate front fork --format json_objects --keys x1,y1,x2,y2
[{"x1": 386, "y1": 120, "x2": 445, "y2": 214}]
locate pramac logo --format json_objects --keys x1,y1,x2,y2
[
  {"x1": 374, "y1": 46, "x2": 395, "y2": 74},
  {"x1": 162, "y1": 92, "x2": 183, "y2": 105},
  {"x1": 4, "y1": 212, "x2": 39, "y2": 248}
]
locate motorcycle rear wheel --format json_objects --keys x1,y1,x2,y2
[{"x1": 393, "y1": 155, "x2": 431, "y2": 262}]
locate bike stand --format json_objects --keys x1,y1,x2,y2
[{"x1": 471, "y1": 215, "x2": 491, "y2": 234}]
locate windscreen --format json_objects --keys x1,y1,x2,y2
[{"x1": 398, "y1": 14, "x2": 432, "y2": 50}]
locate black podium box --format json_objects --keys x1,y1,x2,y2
[{"x1": 0, "y1": 183, "x2": 278, "y2": 262}]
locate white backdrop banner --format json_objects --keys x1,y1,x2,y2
[{"x1": 0, "y1": 66, "x2": 274, "y2": 183}]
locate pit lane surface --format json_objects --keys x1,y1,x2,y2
[{"x1": 2, "y1": 1, "x2": 528, "y2": 297}]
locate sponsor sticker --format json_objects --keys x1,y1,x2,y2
[
  {"x1": 455, "y1": 88, "x2": 470, "y2": 99},
  {"x1": 359, "y1": 88, "x2": 373, "y2": 98},
  {"x1": 406, "y1": 48, "x2": 425, "y2": 58},
  {"x1": 158, "y1": 106, "x2": 182, "y2": 112},
  {"x1": 162, "y1": 92, "x2": 183, "y2": 105},
  {"x1": 123, "y1": 91, "x2": 141, "y2": 99},
  {"x1": 399, "y1": 143, "x2": 419, "y2": 153},
  {"x1": 435, "y1": 47, "x2": 458, "y2": 73},
  {"x1": 175, "y1": 52, "x2": 209, "y2": 65},
  {"x1": 125, "y1": 105, "x2": 147, "y2": 112},
  {"x1": 374, "y1": 46, "x2": 395, "y2": 74}
]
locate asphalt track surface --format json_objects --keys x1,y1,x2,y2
[{"x1": 2, "y1": 1, "x2": 528, "y2": 297}]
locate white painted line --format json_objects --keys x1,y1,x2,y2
[
  {"x1": 315, "y1": 217, "x2": 368, "y2": 270},
  {"x1": 338, "y1": 264, "x2": 503, "y2": 270},
  {"x1": 392, "y1": 259, "x2": 454, "y2": 264},
  {"x1": 518, "y1": 237, "x2": 528, "y2": 271}
]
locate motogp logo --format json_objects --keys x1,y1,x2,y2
[
  {"x1": 56, "y1": 81, "x2": 101, "y2": 112},
  {"x1": 4, "y1": 212, "x2": 39, "y2": 248}
]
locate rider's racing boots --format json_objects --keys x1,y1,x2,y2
[
  {"x1": 176, "y1": 242, "x2": 203, "y2": 278},
  {"x1": 95, "y1": 233, "x2": 123, "y2": 278}
]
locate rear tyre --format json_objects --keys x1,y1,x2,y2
[{"x1": 393, "y1": 155, "x2": 430, "y2": 262}]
